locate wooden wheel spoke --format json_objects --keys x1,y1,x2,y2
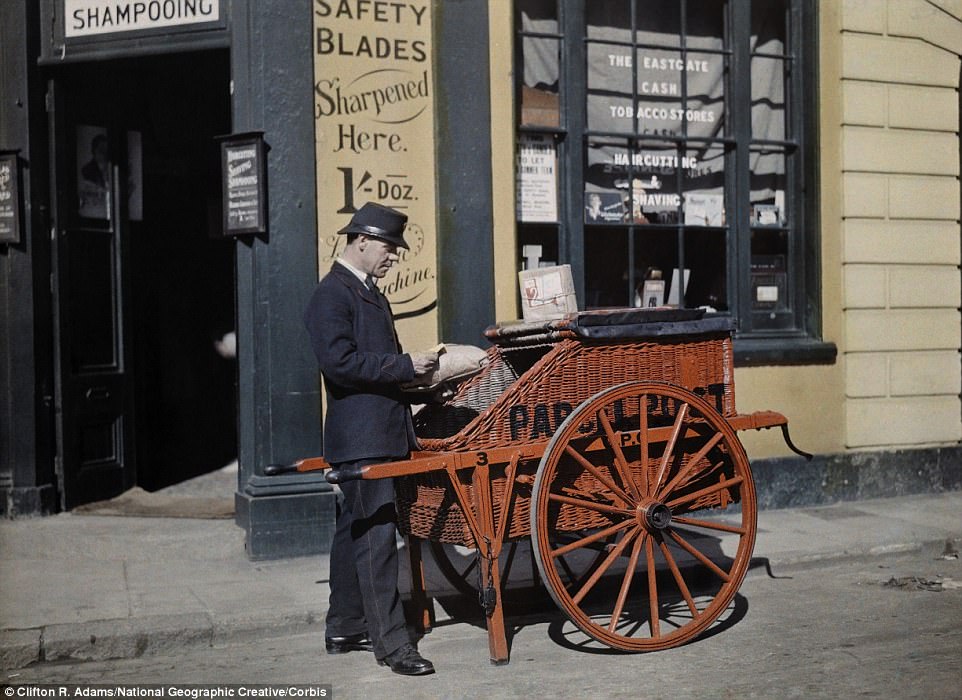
[
  {"x1": 657, "y1": 534, "x2": 699, "y2": 617},
  {"x1": 608, "y1": 617, "x2": 644, "y2": 639},
  {"x1": 597, "y1": 411, "x2": 642, "y2": 501},
  {"x1": 572, "y1": 526, "x2": 640, "y2": 605},
  {"x1": 607, "y1": 532, "x2": 647, "y2": 633},
  {"x1": 645, "y1": 535, "x2": 660, "y2": 638},
  {"x1": 547, "y1": 491, "x2": 633, "y2": 517},
  {"x1": 550, "y1": 518, "x2": 633, "y2": 559},
  {"x1": 656, "y1": 431, "x2": 724, "y2": 502},
  {"x1": 532, "y1": 381, "x2": 756, "y2": 653},
  {"x1": 665, "y1": 528, "x2": 731, "y2": 582},
  {"x1": 564, "y1": 444, "x2": 632, "y2": 506},
  {"x1": 651, "y1": 403, "x2": 690, "y2": 496},
  {"x1": 672, "y1": 515, "x2": 747, "y2": 535},
  {"x1": 665, "y1": 475, "x2": 744, "y2": 510},
  {"x1": 639, "y1": 395, "x2": 651, "y2": 496}
]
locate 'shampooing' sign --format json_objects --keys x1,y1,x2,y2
[{"x1": 64, "y1": 0, "x2": 221, "y2": 38}]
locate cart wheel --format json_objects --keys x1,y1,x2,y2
[{"x1": 530, "y1": 381, "x2": 757, "y2": 651}]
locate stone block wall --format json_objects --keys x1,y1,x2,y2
[{"x1": 839, "y1": 0, "x2": 961, "y2": 448}]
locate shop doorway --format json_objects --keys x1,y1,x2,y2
[{"x1": 49, "y1": 50, "x2": 236, "y2": 509}]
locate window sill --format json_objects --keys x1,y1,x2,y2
[{"x1": 733, "y1": 335, "x2": 837, "y2": 367}]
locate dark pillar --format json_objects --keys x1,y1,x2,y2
[
  {"x1": 230, "y1": 0, "x2": 334, "y2": 558},
  {"x1": 434, "y1": 0, "x2": 496, "y2": 345},
  {"x1": 0, "y1": 0, "x2": 58, "y2": 517}
]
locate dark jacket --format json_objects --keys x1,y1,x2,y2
[{"x1": 304, "y1": 263, "x2": 418, "y2": 463}]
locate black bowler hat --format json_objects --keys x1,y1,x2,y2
[{"x1": 337, "y1": 202, "x2": 409, "y2": 250}]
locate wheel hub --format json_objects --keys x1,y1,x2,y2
[{"x1": 636, "y1": 499, "x2": 672, "y2": 531}]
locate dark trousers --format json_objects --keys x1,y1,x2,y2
[{"x1": 325, "y1": 457, "x2": 410, "y2": 659}]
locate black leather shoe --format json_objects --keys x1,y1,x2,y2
[
  {"x1": 325, "y1": 633, "x2": 373, "y2": 654},
  {"x1": 377, "y1": 643, "x2": 435, "y2": 676}
]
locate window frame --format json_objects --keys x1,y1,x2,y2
[{"x1": 515, "y1": 0, "x2": 835, "y2": 365}]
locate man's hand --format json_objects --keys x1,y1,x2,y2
[{"x1": 409, "y1": 351, "x2": 440, "y2": 376}]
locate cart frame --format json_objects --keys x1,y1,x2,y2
[{"x1": 269, "y1": 308, "x2": 810, "y2": 664}]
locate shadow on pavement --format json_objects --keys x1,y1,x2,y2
[{"x1": 409, "y1": 529, "x2": 756, "y2": 660}]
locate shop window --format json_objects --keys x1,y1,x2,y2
[{"x1": 516, "y1": 0, "x2": 829, "y2": 360}]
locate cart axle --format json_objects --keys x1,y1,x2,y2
[{"x1": 637, "y1": 500, "x2": 673, "y2": 531}]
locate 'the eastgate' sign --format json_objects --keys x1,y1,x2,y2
[{"x1": 64, "y1": 0, "x2": 220, "y2": 38}]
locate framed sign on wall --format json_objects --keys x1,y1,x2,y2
[
  {"x1": 0, "y1": 151, "x2": 22, "y2": 244},
  {"x1": 217, "y1": 132, "x2": 268, "y2": 237}
]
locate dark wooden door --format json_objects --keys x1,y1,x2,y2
[{"x1": 49, "y1": 80, "x2": 136, "y2": 509}]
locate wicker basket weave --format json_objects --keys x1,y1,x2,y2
[{"x1": 398, "y1": 326, "x2": 735, "y2": 545}]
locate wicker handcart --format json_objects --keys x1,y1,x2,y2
[{"x1": 271, "y1": 308, "x2": 809, "y2": 665}]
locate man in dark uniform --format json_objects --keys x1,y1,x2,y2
[{"x1": 304, "y1": 202, "x2": 439, "y2": 676}]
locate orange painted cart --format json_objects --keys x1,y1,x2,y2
[{"x1": 270, "y1": 308, "x2": 809, "y2": 665}]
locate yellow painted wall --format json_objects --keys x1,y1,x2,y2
[
  {"x1": 743, "y1": 0, "x2": 962, "y2": 457},
  {"x1": 488, "y1": 1, "x2": 519, "y2": 324},
  {"x1": 837, "y1": 0, "x2": 961, "y2": 449}
]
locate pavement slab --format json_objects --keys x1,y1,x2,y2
[{"x1": 1, "y1": 491, "x2": 960, "y2": 670}]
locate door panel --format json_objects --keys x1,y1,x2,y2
[
  {"x1": 66, "y1": 228, "x2": 118, "y2": 368},
  {"x1": 50, "y1": 82, "x2": 135, "y2": 509}
]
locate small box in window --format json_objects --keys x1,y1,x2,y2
[
  {"x1": 635, "y1": 279, "x2": 665, "y2": 308},
  {"x1": 519, "y1": 264, "x2": 578, "y2": 320},
  {"x1": 752, "y1": 204, "x2": 780, "y2": 226}
]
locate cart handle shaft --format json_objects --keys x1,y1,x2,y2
[
  {"x1": 267, "y1": 409, "x2": 812, "y2": 483},
  {"x1": 729, "y1": 411, "x2": 813, "y2": 460}
]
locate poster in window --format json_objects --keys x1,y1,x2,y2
[
  {"x1": 585, "y1": 38, "x2": 725, "y2": 137},
  {"x1": 684, "y1": 192, "x2": 725, "y2": 226},
  {"x1": 517, "y1": 133, "x2": 558, "y2": 222},
  {"x1": 635, "y1": 48, "x2": 723, "y2": 138},
  {"x1": 584, "y1": 191, "x2": 625, "y2": 223},
  {"x1": 77, "y1": 124, "x2": 110, "y2": 220}
]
